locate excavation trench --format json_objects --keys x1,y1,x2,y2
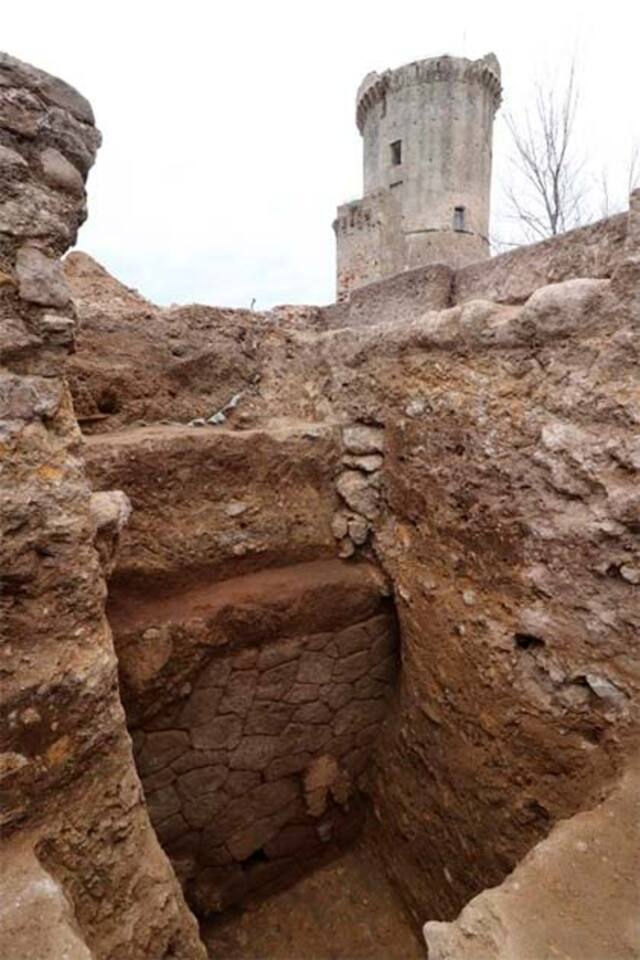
[
  {"x1": 106, "y1": 556, "x2": 422, "y2": 956},
  {"x1": 87, "y1": 401, "x2": 637, "y2": 959},
  {"x1": 88, "y1": 416, "x2": 602, "y2": 960},
  {"x1": 4, "y1": 48, "x2": 639, "y2": 959}
]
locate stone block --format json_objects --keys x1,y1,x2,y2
[
  {"x1": 40, "y1": 147, "x2": 84, "y2": 195},
  {"x1": 251, "y1": 778, "x2": 300, "y2": 816},
  {"x1": 320, "y1": 682, "x2": 353, "y2": 710},
  {"x1": 225, "y1": 770, "x2": 261, "y2": 797},
  {"x1": 229, "y1": 736, "x2": 278, "y2": 771},
  {"x1": 245, "y1": 700, "x2": 295, "y2": 736},
  {"x1": 343, "y1": 425, "x2": 384, "y2": 455},
  {"x1": 0, "y1": 143, "x2": 27, "y2": 169},
  {"x1": 264, "y1": 752, "x2": 312, "y2": 781},
  {"x1": 0, "y1": 318, "x2": 40, "y2": 361},
  {"x1": 178, "y1": 687, "x2": 223, "y2": 727},
  {"x1": 333, "y1": 623, "x2": 372, "y2": 656},
  {"x1": 257, "y1": 636, "x2": 301, "y2": 670},
  {"x1": 333, "y1": 649, "x2": 372, "y2": 683},
  {"x1": 353, "y1": 675, "x2": 390, "y2": 699},
  {"x1": 0, "y1": 372, "x2": 62, "y2": 422},
  {"x1": 333, "y1": 699, "x2": 387, "y2": 737},
  {"x1": 305, "y1": 631, "x2": 333, "y2": 652},
  {"x1": 226, "y1": 815, "x2": 284, "y2": 862},
  {"x1": 342, "y1": 453, "x2": 384, "y2": 472},
  {"x1": 154, "y1": 812, "x2": 191, "y2": 846},
  {"x1": 263, "y1": 823, "x2": 322, "y2": 860},
  {"x1": 182, "y1": 790, "x2": 231, "y2": 830},
  {"x1": 336, "y1": 470, "x2": 381, "y2": 520},
  {"x1": 256, "y1": 661, "x2": 298, "y2": 700},
  {"x1": 138, "y1": 730, "x2": 190, "y2": 776},
  {"x1": 297, "y1": 651, "x2": 334, "y2": 684},
  {"x1": 191, "y1": 715, "x2": 242, "y2": 751},
  {"x1": 293, "y1": 701, "x2": 333, "y2": 724},
  {"x1": 285, "y1": 683, "x2": 319, "y2": 703},
  {"x1": 371, "y1": 654, "x2": 396, "y2": 682},
  {"x1": 348, "y1": 516, "x2": 370, "y2": 545},
  {"x1": 16, "y1": 245, "x2": 71, "y2": 307},
  {"x1": 146, "y1": 784, "x2": 182, "y2": 823},
  {"x1": 279, "y1": 723, "x2": 331, "y2": 755},
  {"x1": 231, "y1": 647, "x2": 259, "y2": 670},
  {"x1": 355, "y1": 724, "x2": 381, "y2": 746},
  {"x1": 38, "y1": 313, "x2": 75, "y2": 346},
  {"x1": 170, "y1": 748, "x2": 227, "y2": 774},
  {"x1": 195, "y1": 657, "x2": 232, "y2": 689},
  {"x1": 175, "y1": 764, "x2": 228, "y2": 799},
  {"x1": 218, "y1": 671, "x2": 257, "y2": 717}
]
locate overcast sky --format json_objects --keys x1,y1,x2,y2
[{"x1": 4, "y1": 1, "x2": 638, "y2": 308}]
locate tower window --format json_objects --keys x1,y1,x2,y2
[
  {"x1": 390, "y1": 140, "x2": 402, "y2": 166},
  {"x1": 453, "y1": 206, "x2": 466, "y2": 231}
]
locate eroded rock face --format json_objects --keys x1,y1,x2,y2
[{"x1": 0, "y1": 53, "x2": 206, "y2": 959}]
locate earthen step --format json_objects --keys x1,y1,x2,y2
[{"x1": 85, "y1": 420, "x2": 343, "y2": 584}]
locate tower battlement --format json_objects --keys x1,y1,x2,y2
[{"x1": 335, "y1": 52, "x2": 502, "y2": 299}]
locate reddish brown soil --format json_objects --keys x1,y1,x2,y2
[
  {"x1": 107, "y1": 558, "x2": 386, "y2": 634},
  {"x1": 202, "y1": 839, "x2": 426, "y2": 960}
]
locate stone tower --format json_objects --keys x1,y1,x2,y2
[{"x1": 334, "y1": 53, "x2": 502, "y2": 299}]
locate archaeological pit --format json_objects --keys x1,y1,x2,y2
[{"x1": 1, "y1": 50, "x2": 639, "y2": 960}]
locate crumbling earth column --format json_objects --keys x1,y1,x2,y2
[{"x1": 0, "y1": 54, "x2": 206, "y2": 959}]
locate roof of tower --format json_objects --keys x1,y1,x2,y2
[{"x1": 355, "y1": 53, "x2": 502, "y2": 133}]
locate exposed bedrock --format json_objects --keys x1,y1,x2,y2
[{"x1": 0, "y1": 54, "x2": 205, "y2": 959}]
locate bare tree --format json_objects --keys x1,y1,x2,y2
[
  {"x1": 504, "y1": 63, "x2": 590, "y2": 242},
  {"x1": 598, "y1": 144, "x2": 640, "y2": 219},
  {"x1": 626, "y1": 144, "x2": 640, "y2": 194}
]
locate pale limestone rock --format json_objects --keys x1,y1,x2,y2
[
  {"x1": 15, "y1": 244, "x2": 71, "y2": 307},
  {"x1": 343, "y1": 423, "x2": 385, "y2": 455},
  {"x1": 0, "y1": 372, "x2": 62, "y2": 422},
  {"x1": 338, "y1": 536, "x2": 356, "y2": 558},
  {"x1": 0, "y1": 317, "x2": 40, "y2": 359},
  {"x1": 348, "y1": 515, "x2": 370, "y2": 545},
  {"x1": 516, "y1": 277, "x2": 609, "y2": 338},
  {"x1": 90, "y1": 489, "x2": 132, "y2": 533},
  {"x1": 0, "y1": 143, "x2": 27, "y2": 168},
  {"x1": 336, "y1": 469, "x2": 381, "y2": 520},
  {"x1": 331, "y1": 511, "x2": 350, "y2": 540},
  {"x1": 38, "y1": 312, "x2": 75, "y2": 346},
  {"x1": 342, "y1": 452, "x2": 384, "y2": 472},
  {"x1": 40, "y1": 146, "x2": 84, "y2": 195},
  {"x1": 405, "y1": 397, "x2": 427, "y2": 418}
]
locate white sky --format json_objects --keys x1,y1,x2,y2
[{"x1": 4, "y1": 0, "x2": 638, "y2": 308}]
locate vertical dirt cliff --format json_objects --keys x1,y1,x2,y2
[{"x1": 0, "y1": 54, "x2": 206, "y2": 959}]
